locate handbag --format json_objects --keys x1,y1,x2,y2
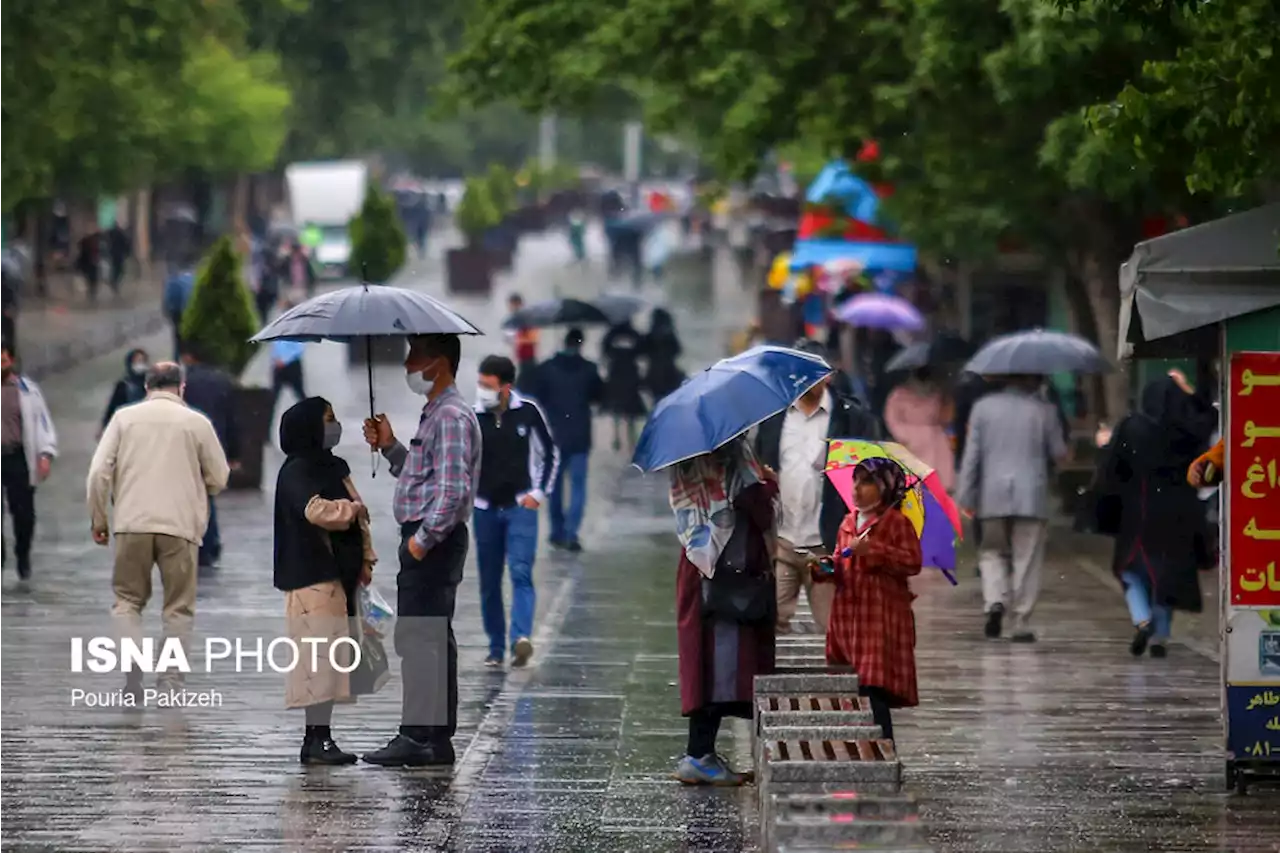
[
  {"x1": 702, "y1": 509, "x2": 774, "y2": 624},
  {"x1": 348, "y1": 611, "x2": 390, "y2": 696}
]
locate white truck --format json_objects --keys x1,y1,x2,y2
[{"x1": 285, "y1": 160, "x2": 368, "y2": 278}]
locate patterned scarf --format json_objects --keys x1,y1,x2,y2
[{"x1": 668, "y1": 440, "x2": 768, "y2": 578}]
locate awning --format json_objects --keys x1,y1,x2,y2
[
  {"x1": 788, "y1": 239, "x2": 917, "y2": 272},
  {"x1": 1119, "y1": 203, "x2": 1280, "y2": 357}
]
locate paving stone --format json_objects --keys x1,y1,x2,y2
[
  {"x1": 771, "y1": 815, "x2": 930, "y2": 850},
  {"x1": 755, "y1": 673, "x2": 860, "y2": 695}
]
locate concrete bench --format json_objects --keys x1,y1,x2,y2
[
  {"x1": 771, "y1": 815, "x2": 930, "y2": 851},
  {"x1": 763, "y1": 738, "x2": 902, "y2": 787},
  {"x1": 755, "y1": 673, "x2": 860, "y2": 696}
]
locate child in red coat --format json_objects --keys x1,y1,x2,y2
[{"x1": 815, "y1": 458, "x2": 922, "y2": 741}]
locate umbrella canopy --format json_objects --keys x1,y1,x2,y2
[
  {"x1": 251, "y1": 284, "x2": 482, "y2": 343},
  {"x1": 885, "y1": 332, "x2": 975, "y2": 372},
  {"x1": 593, "y1": 293, "x2": 649, "y2": 325},
  {"x1": 504, "y1": 298, "x2": 610, "y2": 329},
  {"x1": 632, "y1": 346, "x2": 832, "y2": 472},
  {"x1": 963, "y1": 329, "x2": 1109, "y2": 375},
  {"x1": 825, "y1": 438, "x2": 962, "y2": 581},
  {"x1": 834, "y1": 293, "x2": 925, "y2": 331}
]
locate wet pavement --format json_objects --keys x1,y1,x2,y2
[{"x1": 3, "y1": 230, "x2": 1279, "y2": 851}]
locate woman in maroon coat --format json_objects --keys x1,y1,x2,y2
[
  {"x1": 670, "y1": 437, "x2": 778, "y2": 785},
  {"x1": 820, "y1": 458, "x2": 922, "y2": 741}
]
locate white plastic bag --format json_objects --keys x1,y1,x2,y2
[{"x1": 359, "y1": 584, "x2": 395, "y2": 636}]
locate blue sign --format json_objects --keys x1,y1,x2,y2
[{"x1": 1227, "y1": 685, "x2": 1280, "y2": 761}]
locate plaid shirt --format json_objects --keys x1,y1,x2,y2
[{"x1": 384, "y1": 385, "x2": 482, "y2": 551}]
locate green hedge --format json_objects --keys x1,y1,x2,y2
[
  {"x1": 180, "y1": 236, "x2": 259, "y2": 376},
  {"x1": 349, "y1": 184, "x2": 407, "y2": 283},
  {"x1": 455, "y1": 175, "x2": 502, "y2": 244}
]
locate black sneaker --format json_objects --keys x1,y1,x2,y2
[
  {"x1": 565, "y1": 540, "x2": 583, "y2": 553},
  {"x1": 984, "y1": 604, "x2": 1004, "y2": 639},
  {"x1": 1130, "y1": 622, "x2": 1154, "y2": 657},
  {"x1": 362, "y1": 734, "x2": 455, "y2": 767},
  {"x1": 483, "y1": 655, "x2": 503, "y2": 670},
  {"x1": 1010, "y1": 630, "x2": 1037, "y2": 644},
  {"x1": 1149, "y1": 643, "x2": 1168, "y2": 659},
  {"x1": 301, "y1": 736, "x2": 358, "y2": 766},
  {"x1": 16, "y1": 553, "x2": 31, "y2": 581},
  {"x1": 549, "y1": 539, "x2": 568, "y2": 550}
]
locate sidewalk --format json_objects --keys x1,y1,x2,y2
[
  {"x1": 13, "y1": 267, "x2": 168, "y2": 379},
  {"x1": 4, "y1": 234, "x2": 1273, "y2": 851}
]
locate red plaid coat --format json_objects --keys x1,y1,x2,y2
[{"x1": 825, "y1": 508, "x2": 922, "y2": 708}]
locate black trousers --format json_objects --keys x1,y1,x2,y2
[
  {"x1": 1, "y1": 450, "x2": 35, "y2": 562},
  {"x1": 396, "y1": 522, "x2": 467, "y2": 744},
  {"x1": 271, "y1": 360, "x2": 306, "y2": 418},
  {"x1": 859, "y1": 685, "x2": 894, "y2": 741},
  {"x1": 255, "y1": 288, "x2": 277, "y2": 327}
]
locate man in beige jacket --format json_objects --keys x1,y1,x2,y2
[{"x1": 88, "y1": 362, "x2": 229, "y2": 692}]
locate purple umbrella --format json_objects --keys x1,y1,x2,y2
[{"x1": 834, "y1": 293, "x2": 924, "y2": 332}]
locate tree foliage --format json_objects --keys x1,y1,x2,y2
[
  {"x1": 455, "y1": 176, "x2": 502, "y2": 242},
  {"x1": 1075, "y1": 0, "x2": 1280, "y2": 194},
  {"x1": 181, "y1": 236, "x2": 260, "y2": 376},
  {"x1": 348, "y1": 185, "x2": 407, "y2": 283}
]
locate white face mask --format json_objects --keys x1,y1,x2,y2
[
  {"x1": 130, "y1": 361, "x2": 149, "y2": 376},
  {"x1": 406, "y1": 370, "x2": 434, "y2": 396},
  {"x1": 476, "y1": 385, "x2": 501, "y2": 410},
  {"x1": 322, "y1": 421, "x2": 342, "y2": 449}
]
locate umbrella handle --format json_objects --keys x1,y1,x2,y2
[{"x1": 367, "y1": 335, "x2": 378, "y2": 479}]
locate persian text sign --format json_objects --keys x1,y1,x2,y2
[
  {"x1": 1230, "y1": 352, "x2": 1280, "y2": 606},
  {"x1": 1227, "y1": 686, "x2": 1280, "y2": 762}
]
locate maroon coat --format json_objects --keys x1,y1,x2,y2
[
  {"x1": 676, "y1": 480, "x2": 777, "y2": 717},
  {"x1": 826, "y1": 508, "x2": 922, "y2": 708}
]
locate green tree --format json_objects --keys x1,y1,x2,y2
[
  {"x1": 447, "y1": 0, "x2": 1244, "y2": 415},
  {"x1": 454, "y1": 176, "x2": 501, "y2": 244},
  {"x1": 485, "y1": 163, "x2": 518, "y2": 216},
  {"x1": 1072, "y1": 0, "x2": 1280, "y2": 195},
  {"x1": 348, "y1": 185, "x2": 408, "y2": 283},
  {"x1": 181, "y1": 236, "x2": 260, "y2": 376}
]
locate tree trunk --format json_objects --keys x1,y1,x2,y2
[{"x1": 1076, "y1": 248, "x2": 1128, "y2": 422}]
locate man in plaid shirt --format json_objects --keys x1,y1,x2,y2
[{"x1": 361, "y1": 334, "x2": 481, "y2": 767}]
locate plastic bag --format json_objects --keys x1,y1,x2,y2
[{"x1": 359, "y1": 584, "x2": 395, "y2": 636}]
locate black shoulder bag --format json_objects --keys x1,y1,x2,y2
[{"x1": 702, "y1": 508, "x2": 775, "y2": 624}]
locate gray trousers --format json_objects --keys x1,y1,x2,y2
[{"x1": 978, "y1": 517, "x2": 1048, "y2": 629}]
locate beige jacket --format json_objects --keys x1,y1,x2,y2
[{"x1": 88, "y1": 391, "x2": 230, "y2": 545}]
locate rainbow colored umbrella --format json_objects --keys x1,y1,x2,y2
[{"x1": 825, "y1": 438, "x2": 962, "y2": 583}]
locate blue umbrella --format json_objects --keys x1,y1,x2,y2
[{"x1": 631, "y1": 346, "x2": 833, "y2": 472}]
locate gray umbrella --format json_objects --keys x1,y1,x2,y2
[
  {"x1": 963, "y1": 329, "x2": 1110, "y2": 375},
  {"x1": 593, "y1": 293, "x2": 649, "y2": 325},
  {"x1": 250, "y1": 283, "x2": 482, "y2": 476},
  {"x1": 251, "y1": 284, "x2": 482, "y2": 343}
]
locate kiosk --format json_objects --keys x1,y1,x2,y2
[{"x1": 1120, "y1": 203, "x2": 1280, "y2": 794}]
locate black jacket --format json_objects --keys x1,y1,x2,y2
[
  {"x1": 183, "y1": 362, "x2": 241, "y2": 461},
  {"x1": 528, "y1": 351, "x2": 604, "y2": 455},
  {"x1": 475, "y1": 391, "x2": 560, "y2": 508},
  {"x1": 102, "y1": 349, "x2": 148, "y2": 427},
  {"x1": 754, "y1": 391, "x2": 884, "y2": 551},
  {"x1": 273, "y1": 397, "x2": 362, "y2": 607}
]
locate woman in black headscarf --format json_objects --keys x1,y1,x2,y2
[
  {"x1": 1095, "y1": 373, "x2": 1216, "y2": 658},
  {"x1": 602, "y1": 318, "x2": 648, "y2": 450},
  {"x1": 643, "y1": 308, "x2": 686, "y2": 403},
  {"x1": 274, "y1": 397, "x2": 376, "y2": 764},
  {"x1": 100, "y1": 348, "x2": 149, "y2": 430}
]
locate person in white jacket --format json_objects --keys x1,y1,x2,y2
[{"x1": 1, "y1": 340, "x2": 57, "y2": 580}]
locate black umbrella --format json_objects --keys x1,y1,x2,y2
[
  {"x1": 503, "y1": 298, "x2": 610, "y2": 329},
  {"x1": 252, "y1": 283, "x2": 483, "y2": 474},
  {"x1": 593, "y1": 293, "x2": 649, "y2": 325},
  {"x1": 963, "y1": 329, "x2": 1110, "y2": 375},
  {"x1": 885, "y1": 332, "x2": 975, "y2": 372}
]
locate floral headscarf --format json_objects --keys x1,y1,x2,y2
[
  {"x1": 853, "y1": 457, "x2": 909, "y2": 511},
  {"x1": 668, "y1": 439, "x2": 769, "y2": 578}
]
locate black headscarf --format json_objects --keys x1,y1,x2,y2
[
  {"x1": 1135, "y1": 375, "x2": 1216, "y2": 461},
  {"x1": 279, "y1": 396, "x2": 349, "y2": 500}
]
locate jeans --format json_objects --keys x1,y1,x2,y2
[
  {"x1": 473, "y1": 505, "x2": 538, "y2": 658},
  {"x1": 549, "y1": 451, "x2": 589, "y2": 544},
  {"x1": 1121, "y1": 568, "x2": 1172, "y2": 641},
  {"x1": 1, "y1": 450, "x2": 35, "y2": 566},
  {"x1": 199, "y1": 497, "x2": 220, "y2": 566}
]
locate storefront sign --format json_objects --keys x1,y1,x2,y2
[
  {"x1": 1227, "y1": 685, "x2": 1280, "y2": 760},
  {"x1": 1229, "y1": 352, "x2": 1280, "y2": 606}
]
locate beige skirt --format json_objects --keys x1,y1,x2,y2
[{"x1": 284, "y1": 580, "x2": 353, "y2": 709}]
